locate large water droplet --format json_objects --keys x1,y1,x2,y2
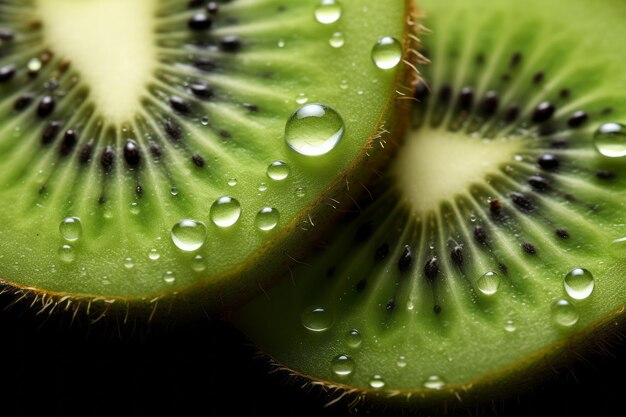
[
  {"x1": 267, "y1": 161, "x2": 290, "y2": 181},
  {"x1": 59, "y1": 217, "x2": 82, "y2": 242},
  {"x1": 331, "y1": 354, "x2": 354, "y2": 376},
  {"x1": 58, "y1": 245, "x2": 75, "y2": 263},
  {"x1": 345, "y1": 328, "x2": 362, "y2": 348},
  {"x1": 285, "y1": 103, "x2": 345, "y2": 157},
  {"x1": 593, "y1": 123, "x2": 626, "y2": 157},
  {"x1": 171, "y1": 219, "x2": 207, "y2": 251},
  {"x1": 255, "y1": 207, "x2": 280, "y2": 231},
  {"x1": 477, "y1": 271, "x2": 500, "y2": 295},
  {"x1": 329, "y1": 32, "x2": 345, "y2": 48},
  {"x1": 423, "y1": 375, "x2": 446, "y2": 390},
  {"x1": 210, "y1": 196, "x2": 242, "y2": 227},
  {"x1": 551, "y1": 299, "x2": 579, "y2": 327},
  {"x1": 368, "y1": 375, "x2": 386, "y2": 389},
  {"x1": 371, "y1": 36, "x2": 403, "y2": 70},
  {"x1": 563, "y1": 268, "x2": 594, "y2": 300},
  {"x1": 301, "y1": 306, "x2": 334, "y2": 332},
  {"x1": 610, "y1": 237, "x2": 626, "y2": 258},
  {"x1": 314, "y1": 0, "x2": 342, "y2": 24}
]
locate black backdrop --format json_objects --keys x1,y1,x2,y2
[{"x1": 0, "y1": 301, "x2": 623, "y2": 417}]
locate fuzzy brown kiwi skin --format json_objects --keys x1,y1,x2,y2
[
  {"x1": 0, "y1": 0, "x2": 423, "y2": 322},
  {"x1": 228, "y1": 303, "x2": 626, "y2": 412}
]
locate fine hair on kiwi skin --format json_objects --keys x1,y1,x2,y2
[
  {"x1": 0, "y1": 0, "x2": 420, "y2": 320},
  {"x1": 233, "y1": 0, "x2": 626, "y2": 409}
]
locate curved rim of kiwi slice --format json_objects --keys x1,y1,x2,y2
[
  {"x1": 0, "y1": 0, "x2": 421, "y2": 316},
  {"x1": 234, "y1": 0, "x2": 626, "y2": 406}
]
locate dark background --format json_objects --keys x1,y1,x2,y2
[{"x1": 0, "y1": 301, "x2": 623, "y2": 417}]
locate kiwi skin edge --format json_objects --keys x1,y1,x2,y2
[{"x1": 0, "y1": 0, "x2": 423, "y2": 322}]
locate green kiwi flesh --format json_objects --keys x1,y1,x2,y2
[
  {"x1": 0, "y1": 0, "x2": 414, "y2": 313},
  {"x1": 235, "y1": 0, "x2": 626, "y2": 403}
]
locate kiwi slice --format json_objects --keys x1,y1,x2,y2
[
  {"x1": 0, "y1": 0, "x2": 417, "y2": 314},
  {"x1": 235, "y1": 0, "x2": 626, "y2": 404}
]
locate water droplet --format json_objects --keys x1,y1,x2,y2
[
  {"x1": 329, "y1": 32, "x2": 345, "y2": 48},
  {"x1": 295, "y1": 187, "x2": 306, "y2": 197},
  {"x1": 564, "y1": 268, "x2": 594, "y2": 300},
  {"x1": 200, "y1": 116, "x2": 209, "y2": 126},
  {"x1": 267, "y1": 160, "x2": 290, "y2": 181},
  {"x1": 423, "y1": 375, "x2": 446, "y2": 390},
  {"x1": 314, "y1": 0, "x2": 342, "y2": 24},
  {"x1": 59, "y1": 217, "x2": 82, "y2": 242},
  {"x1": 227, "y1": 178, "x2": 238, "y2": 187},
  {"x1": 396, "y1": 355, "x2": 407, "y2": 368},
  {"x1": 171, "y1": 219, "x2": 207, "y2": 251},
  {"x1": 340, "y1": 80, "x2": 348, "y2": 90},
  {"x1": 609, "y1": 235, "x2": 626, "y2": 257},
  {"x1": 124, "y1": 257, "x2": 134, "y2": 269},
  {"x1": 170, "y1": 187, "x2": 179, "y2": 196},
  {"x1": 295, "y1": 93, "x2": 308, "y2": 105},
  {"x1": 371, "y1": 36, "x2": 403, "y2": 70},
  {"x1": 477, "y1": 271, "x2": 500, "y2": 295},
  {"x1": 163, "y1": 271, "x2": 176, "y2": 284},
  {"x1": 255, "y1": 207, "x2": 280, "y2": 231},
  {"x1": 58, "y1": 245, "x2": 75, "y2": 263},
  {"x1": 301, "y1": 306, "x2": 334, "y2": 332},
  {"x1": 504, "y1": 319, "x2": 516, "y2": 333},
  {"x1": 210, "y1": 196, "x2": 242, "y2": 227},
  {"x1": 368, "y1": 375, "x2": 386, "y2": 389},
  {"x1": 192, "y1": 255, "x2": 206, "y2": 272},
  {"x1": 148, "y1": 249, "x2": 160, "y2": 260},
  {"x1": 277, "y1": 39, "x2": 285, "y2": 48},
  {"x1": 345, "y1": 328, "x2": 362, "y2": 348},
  {"x1": 130, "y1": 202, "x2": 140, "y2": 215},
  {"x1": 593, "y1": 123, "x2": 626, "y2": 157},
  {"x1": 285, "y1": 103, "x2": 345, "y2": 156},
  {"x1": 551, "y1": 299, "x2": 579, "y2": 327},
  {"x1": 331, "y1": 354, "x2": 354, "y2": 376},
  {"x1": 28, "y1": 58, "x2": 42, "y2": 72}
]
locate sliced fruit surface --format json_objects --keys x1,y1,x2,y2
[
  {"x1": 0, "y1": 0, "x2": 414, "y2": 307},
  {"x1": 235, "y1": 0, "x2": 626, "y2": 401}
]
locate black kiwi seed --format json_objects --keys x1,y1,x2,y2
[
  {"x1": 532, "y1": 102, "x2": 555, "y2": 123},
  {"x1": 532, "y1": 72, "x2": 545, "y2": 84},
  {"x1": 450, "y1": 245, "x2": 463, "y2": 266},
  {"x1": 219, "y1": 35, "x2": 242, "y2": 52},
  {"x1": 596, "y1": 170, "x2": 616, "y2": 180},
  {"x1": 206, "y1": 2, "x2": 220, "y2": 14},
  {"x1": 41, "y1": 121, "x2": 61, "y2": 145},
  {"x1": 510, "y1": 192, "x2": 534, "y2": 211},
  {"x1": 37, "y1": 96, "x2": 56, "y2": 118},
  {"x1": 375, "y1": 243, "x2": 389, "y2": 262},
  {"x1": 504, "y1": 105, "x2": 520, "y2": 123},
  {"x1": 78, "y1": 142, "x2": 93, "y2": 164},
  {"x1": 433, "y1": 304, "x2": 442, "y2": 314},
  {"x1": 191, "y1": 154, "x2": 205, "y2": 167},
  {"x1": 386, "y1": 299, "x2": 396, "y2": 311},
  {"x1": 398, "y1": 245, "x2": 413, "y2": 272},
  {"x1": 149, "y1": 142, "x2": 162, "y2": 158},
  {"x1": 14, "y1": 94, "x2": 35, "y2": 111},
  {"x1": 59, "y1": 129, "x2": 78, "y2": 156},
  {"x1": 243, "y1": 103, "x2": 259, "y2": 112},
  {"x1": 556, "y1": 229, "x2": 570, "y2": 239},
  {"x1": 100, "y1": 146, "x2": 116, "y2": 172},
  {"x1": 170, "y1": 96, "x2": 192, "y2": 114},
  {"x1": 164, "y1": 119, "x2": 183, "y2": 141},
  {"x1": 0, "y1": 29, "x2": 15, "y2": 41},
  {"x1": 0, "y1": 64, "x2": 16, "y2": 83},
  {"x1": 559, "y1": 88, "x2": 571, "y2": 99},
  {"x1": 510, "y1": 52, "x2": 522, "y2": 67},
  {"x1": 538, "y1": 153, "x2": 560, "y2": 170},
  {"x1": 489, "y1": 199, "x2": 501, "y2": 213},
  {"x1": 528, "y1": 175, "x2": 550, "y2": 192},
  {"x1": 355, "y1": 279, "x2": 367, "y2": 292},
  {"x1": 424, "y1": 257, "x2": 439, "y2": 281},
  {"x1": 481, "y1": 91, "x2": 499, "y2": 116},
  {"x1": 522, "y1": 242, "x2": 537, "y2": 255},
  {"x1": 459, "y1": 87, "x2": 474, "y2": 111},
  {"x1": 474, "y1": 226, "x2": 488, "y2": 245},
  {"x1": 567, "y1": 111, "x2": 588, "y2": 128},
  {"x1": 189, "y1": 83, "x2": 213, "y2": 99},
  {"x1": 438, "y1": 85, "x2": 452, "y2": 104},
  {"x1": 124, "y1": 140, "x2": 141, "y2": 166},
  {"x1": 413, "y1": 80, "x2": 430, "y2": 102},
  {"x1": 193, "y1": 57, "x2": 216, "y2": 72},
  {"x1": 188, "y1": 13, "x2": 212, "y2": 31}
]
